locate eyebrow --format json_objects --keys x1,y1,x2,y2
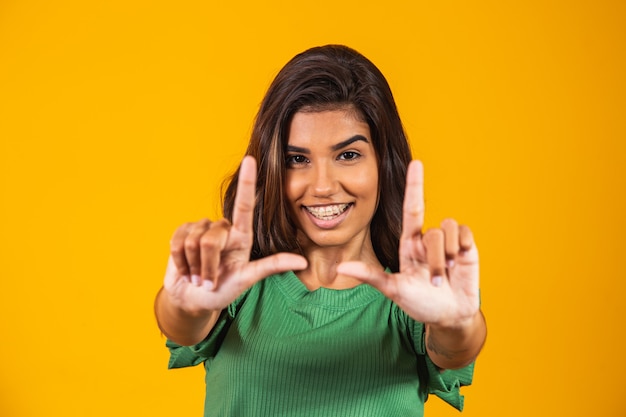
[{"x1": 286, "y1": 135, "x2": 370, "y2": 154}]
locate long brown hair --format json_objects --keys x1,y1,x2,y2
[{"x1": 223, "y1": 45, "x2": 412, "y2": 272}]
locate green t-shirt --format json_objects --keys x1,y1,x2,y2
[{"x1": 167, "y1": 271, "x2": 473, "y2": 417}]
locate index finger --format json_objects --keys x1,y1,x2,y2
[
  {"x1": 401, "y1": 160, "x2": 425, "y2": 239},
  {"x1": 232, "y1": 156, "x2": 257, "y2": 235}
]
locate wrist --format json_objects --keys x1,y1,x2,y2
[
  {"x1": 159, "y1": 285, "x2": 213, "y2": 318},
  {"x1": 425, "y1": 310, "x2": 487, "y2": 369},
  {"x1": 429, "y1": 310, "x2": 482, "y2": 333},
  {"x1": 155, "y1": 287, "x2": 219, "y2": 346}
]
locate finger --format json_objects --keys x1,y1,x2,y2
[
  {"x1": 459, "y1": 225, "x2": 474, "y2": 252},
  {"x1": 422, "y1": 228, "x2": 446, "y2": 286},
  {"x1": 401, "y1": 160, "x2": 425, "y2": 241},
  {"x1": 232, "y1": 156, "x2": 257, "y2": 241},
  {"x1": 337, "y1": 261, "x2": 395, "y2": 298},
  {"x1": 184, "y1": 219, "x2": 211, "y2": 284},
  {"x1": 170, "y1": 222, "x2": 194, "y2": 277},
  {"x1": 200, "y1": 219, "x2": 231, "y2": 286},
  {"x1": 441, "y1": 218, "x2": 460, "y2": 261}
]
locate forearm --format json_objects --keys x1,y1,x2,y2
[
  {"x1": 425, "y1": 309, "x2": 487, "y2": 370},
  {"x1": 154, "y1": 286, "x2": 220, "y2": 346}
]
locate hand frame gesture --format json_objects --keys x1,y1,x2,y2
[
  {"x1": 163, "y1": 156, "x2": 307, "y2": 316},
  {"x1": 338, "y1": 160, "x2": 480, "y2": 329}
]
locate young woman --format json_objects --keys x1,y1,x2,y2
[{"x1": 154, "y1": 45, "x2": 487, "y2": 417}]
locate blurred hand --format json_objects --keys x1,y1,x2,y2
[
  {"x1": 337, "y1": 160, "x2": 479, "y2": 328},
  {"x1": 163, "y1": 156, "x2": 308, "y2": 315}
]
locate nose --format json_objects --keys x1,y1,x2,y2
[{"x1": 310, "y1": 162, "x2": 338, "y2": 197}]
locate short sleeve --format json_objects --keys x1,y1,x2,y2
[
  {"x1": 165, "y1": 288, "x2": 251, "y2": 369},
  {"x1": 423, "y1": 355, "x2": 474, "y2": 410},
  {"x1": 405, "y1": 314, "x2": 475, "y2": 411}
]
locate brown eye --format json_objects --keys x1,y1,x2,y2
[
  {"x1": 339, "y1": 151, "x2": 360, "y2": 161},
  {"x1": 286, "y1": 155, "x2": 309, "y2": 166}
]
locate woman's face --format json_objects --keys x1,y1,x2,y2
[{"x1": 285, "y1": 108, "x2": 379, "y2": 252}]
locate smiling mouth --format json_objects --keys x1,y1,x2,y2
[{"x1": 304, "y1": 203, "x2": 351, "y2": 220}]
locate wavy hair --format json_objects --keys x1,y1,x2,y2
[{"x1": 223, "y1": 45, "x2": 412, "y2": 272}]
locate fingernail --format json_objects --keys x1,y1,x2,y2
[
  {"x1": 202, "y1": 280, "x2": 214, "y2": 291},
  {"x1": 447, "y1": 259, "x2": 455, "y2": 268},
  {"x1": 432, "y1": 276, "x2": 443, "y2": 287},
  {"x1": 191, "y1": 275, "x2": 201, "y2": 286}
]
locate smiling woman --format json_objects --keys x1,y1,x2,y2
[
  {"x1": 154, "y1": 44, "x2": 487, "y2": 417},
  {"x1": 222, "y1": 45, "x2": 413, "y2": 273}
]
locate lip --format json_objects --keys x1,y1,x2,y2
[{"x1": 302, "y1": 203, "x2": 352, "y2": 230}]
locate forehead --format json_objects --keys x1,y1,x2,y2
[{"x1": 287, "y1": 109, "x2": 371, "y2": 145}]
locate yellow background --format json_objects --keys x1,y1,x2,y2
[{"x1": 1, "y1": 1, "x2": 625, "y2": 416}]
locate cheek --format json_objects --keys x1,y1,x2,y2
[
  {"x1": 351, "y1": 166, "x2": 379, "y2": 200},
  {"x1": 284, "y1": 172, "x2": 304, "y2": 203}
]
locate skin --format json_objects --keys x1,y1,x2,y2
[
  {"x1": 284, "y1": 110, "x2": 382, "y2": 290},
  {"x1": 337, "y1": 160, "x2": 486, "y2": 369},
  {"x1": 154, "y1": 156, "x2": 307, "y2": 346},
  {"x1": 154, "y1": 109, "x2": 486, "y2": 369}
]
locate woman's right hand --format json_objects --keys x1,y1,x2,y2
[{"x1": 163, "y1": 156, "x2": 308, "y2": 316}]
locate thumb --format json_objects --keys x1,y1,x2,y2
[
  {"x1": 245, "y1": 253, "x2": 308, "y2": 285},
  {"x1": 337, "y1": 261, "x2": 394, "y2": 296}
]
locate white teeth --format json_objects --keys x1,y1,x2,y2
[{"x1": 305, "y1": 204, "x2": 350, "y2": 220}]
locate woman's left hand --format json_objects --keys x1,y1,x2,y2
[{"x1": 337, "y1": 160, "x2": 480, "y2": 329}]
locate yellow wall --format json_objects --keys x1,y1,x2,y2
[{"x1": 1, "y1": 1, "x2": 625, "y2": 416}]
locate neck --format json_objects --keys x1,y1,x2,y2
[{"x1": 296, "y1": 241, "x2": 383, "y2": 291}]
